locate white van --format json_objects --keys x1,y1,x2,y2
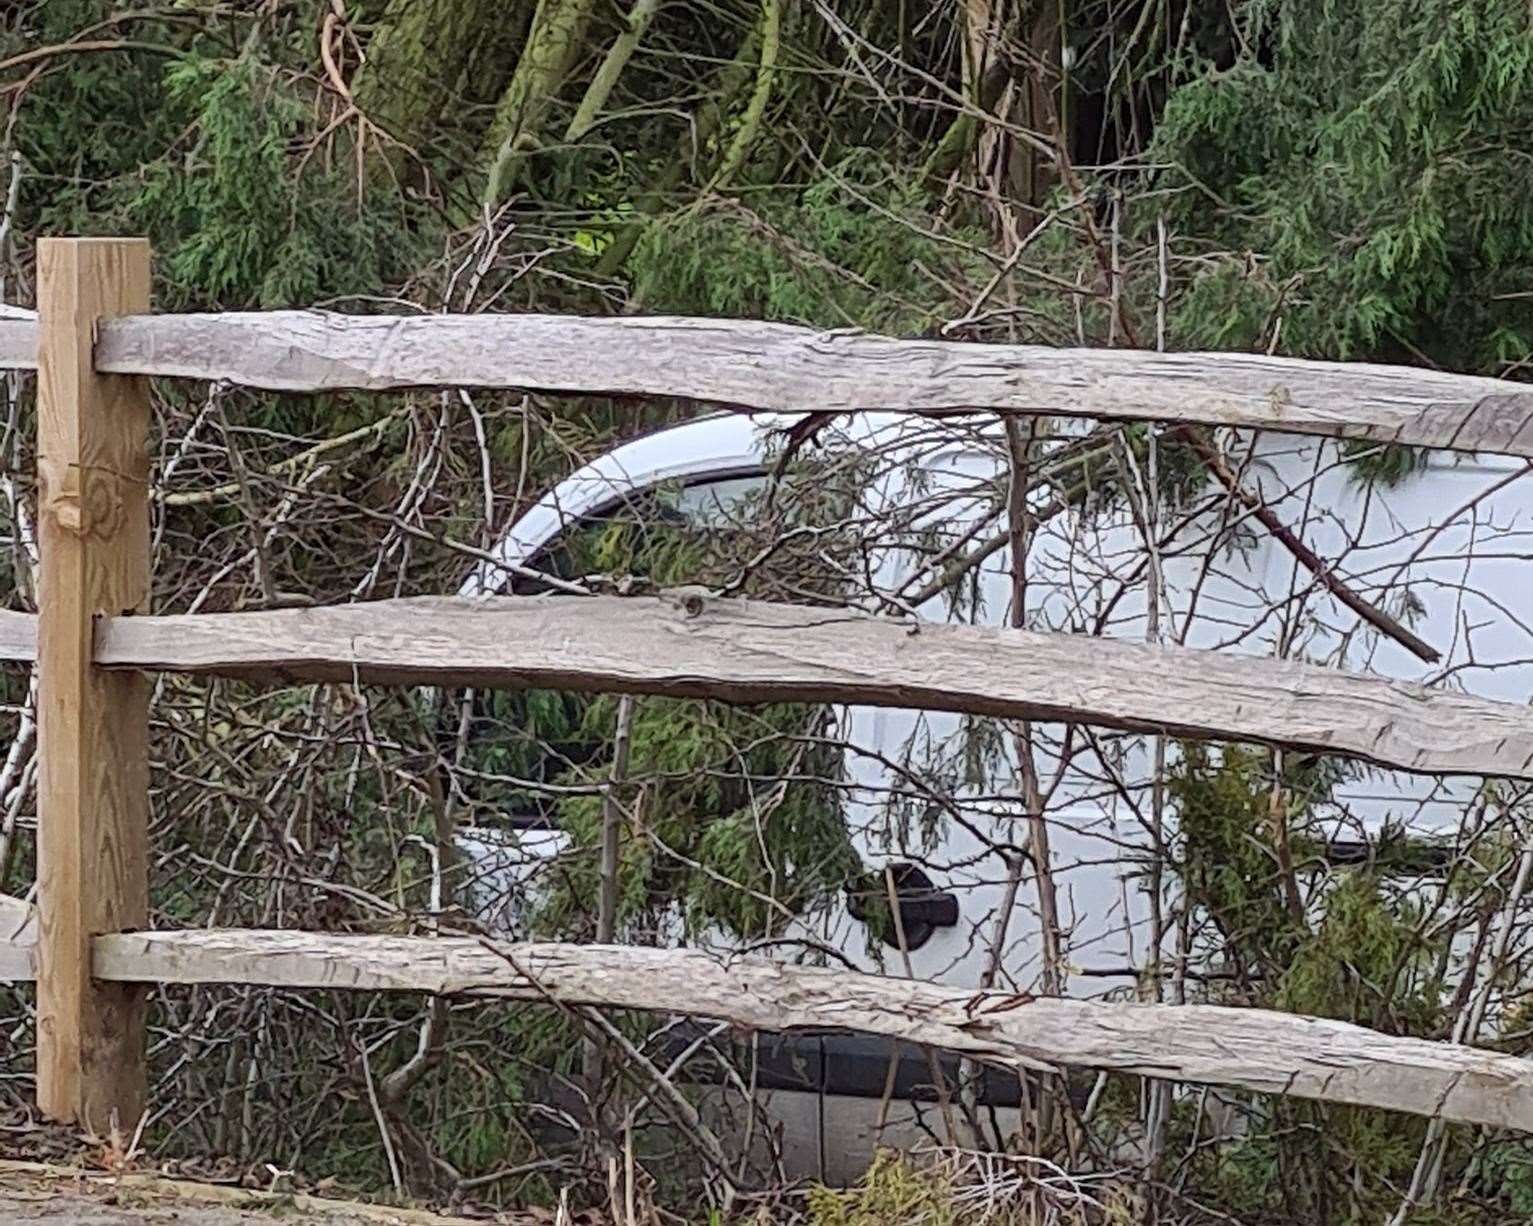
[{"x1": 452, "y1": 413, "x2": 1533, "y2": 1177}]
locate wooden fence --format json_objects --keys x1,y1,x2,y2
[{"x1": 3, "y1": 236, "x2": 1533, "y2": 1138}]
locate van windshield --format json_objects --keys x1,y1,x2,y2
[{"x1": 509, "y1": 473, "x2": 771, "y2": 593}]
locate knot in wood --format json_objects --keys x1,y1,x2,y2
[
  {"x1": 663, "y1": 586, "x2": 711, "y2": 618},
  {"x1": 40, "y1": 458, "x2": 126, "y2": 539}
]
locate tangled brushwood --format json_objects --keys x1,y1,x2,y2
[{"x1": 3, "y1": 0, "x2": 1533, "y2": 1222}]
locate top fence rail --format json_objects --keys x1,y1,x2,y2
[
  {"x1": 13, "y1": 239, "x2": 1533, "y2": 1145},
  {"x1": 2, "y1": 308, "x2": 1533, "y2": 460}
]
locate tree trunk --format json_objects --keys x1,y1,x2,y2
[
  {"x1": 352, "y1": 0, "x2": 532, "y2": 155},
  {"x1": 565, "y1": 0, "x2": 663, "y2": 143},
  {"x1": 709, "y1": 0, "x2": 783, "y2": 189},
  {"x1": 593, "y1": 17, "x2": 768, "y2": 278},
  {"x1": 1011, "y1": 0, "x2": 1064, "y2": 216},
  {"x1": 480, "y1": 0, "x2": 604, "y2": 205}
]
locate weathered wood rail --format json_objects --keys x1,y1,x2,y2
[
  {"x1": 92, "y1": 930, "x2": 1533, "y2": 1132},
  {"x1": 2, "y1": 595, "x2": 1530, "y2": 778},
  {"x1": 95, "y1": 311, "x2": 1533, "y2": 458},
  {"x1": 10, "y1": 307, "x2": 1533, "y2": 456},
  {"x1": 3, "y1": 237, "x2": 1533, "y2": 1138},
  {"x1": 0, "y1": 904, "x2": 1527, "y2": 1131}
]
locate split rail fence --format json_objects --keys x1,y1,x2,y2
[{"x1": 3, "y1": 237, "x2": 1533, "y2": 1137}]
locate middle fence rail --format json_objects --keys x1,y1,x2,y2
[
  {"x1": 2, "y1": 593, "x2": 1532, "y2": 778},
  {"x1": 5, "y1": 266, "x2": 1533, "y2": 1136}
]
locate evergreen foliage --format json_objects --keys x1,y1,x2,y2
[
  {"x1": 631, "y1": 150, "x2": 987, "y2": 331},
  {"x1": 1154, "y1": 0, "x2": 1533, "y2": 374},
  {"x1": 3, "y1": 0, "x2": 1533, "y2": 1217}
]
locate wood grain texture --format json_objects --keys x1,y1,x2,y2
[
  {"x1": 35, "y1": 238, "x2": 151, "y2": 1132},
  {"x1": 0, "y1": 942, "x2": 35, "y2": 984},
  {"x1": 0, "y1": 609, "x2": 35, "y2": 662},
  {"x1": 94, "y1": 591, "x2": 1533, "y2": 779},
  {"x1": 0, "y1": 893, "x2": 37, "y2": 940},
  {"x1": 0, "y1": 314, "x2": 36, "y2": 370},
  {"x1": 0, "y1": 893, "x2": 36, "y2": 983},
  {"x1": 95, "y1": 929, "x2": 1533, "y2": 1132},
  {"x1": 97, "y1": 311, "x2": 1533, "y2": 458}
]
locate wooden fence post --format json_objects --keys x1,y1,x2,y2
[{"x1": 35, "y1": 238, "x2": 152, "y2": 1132}]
